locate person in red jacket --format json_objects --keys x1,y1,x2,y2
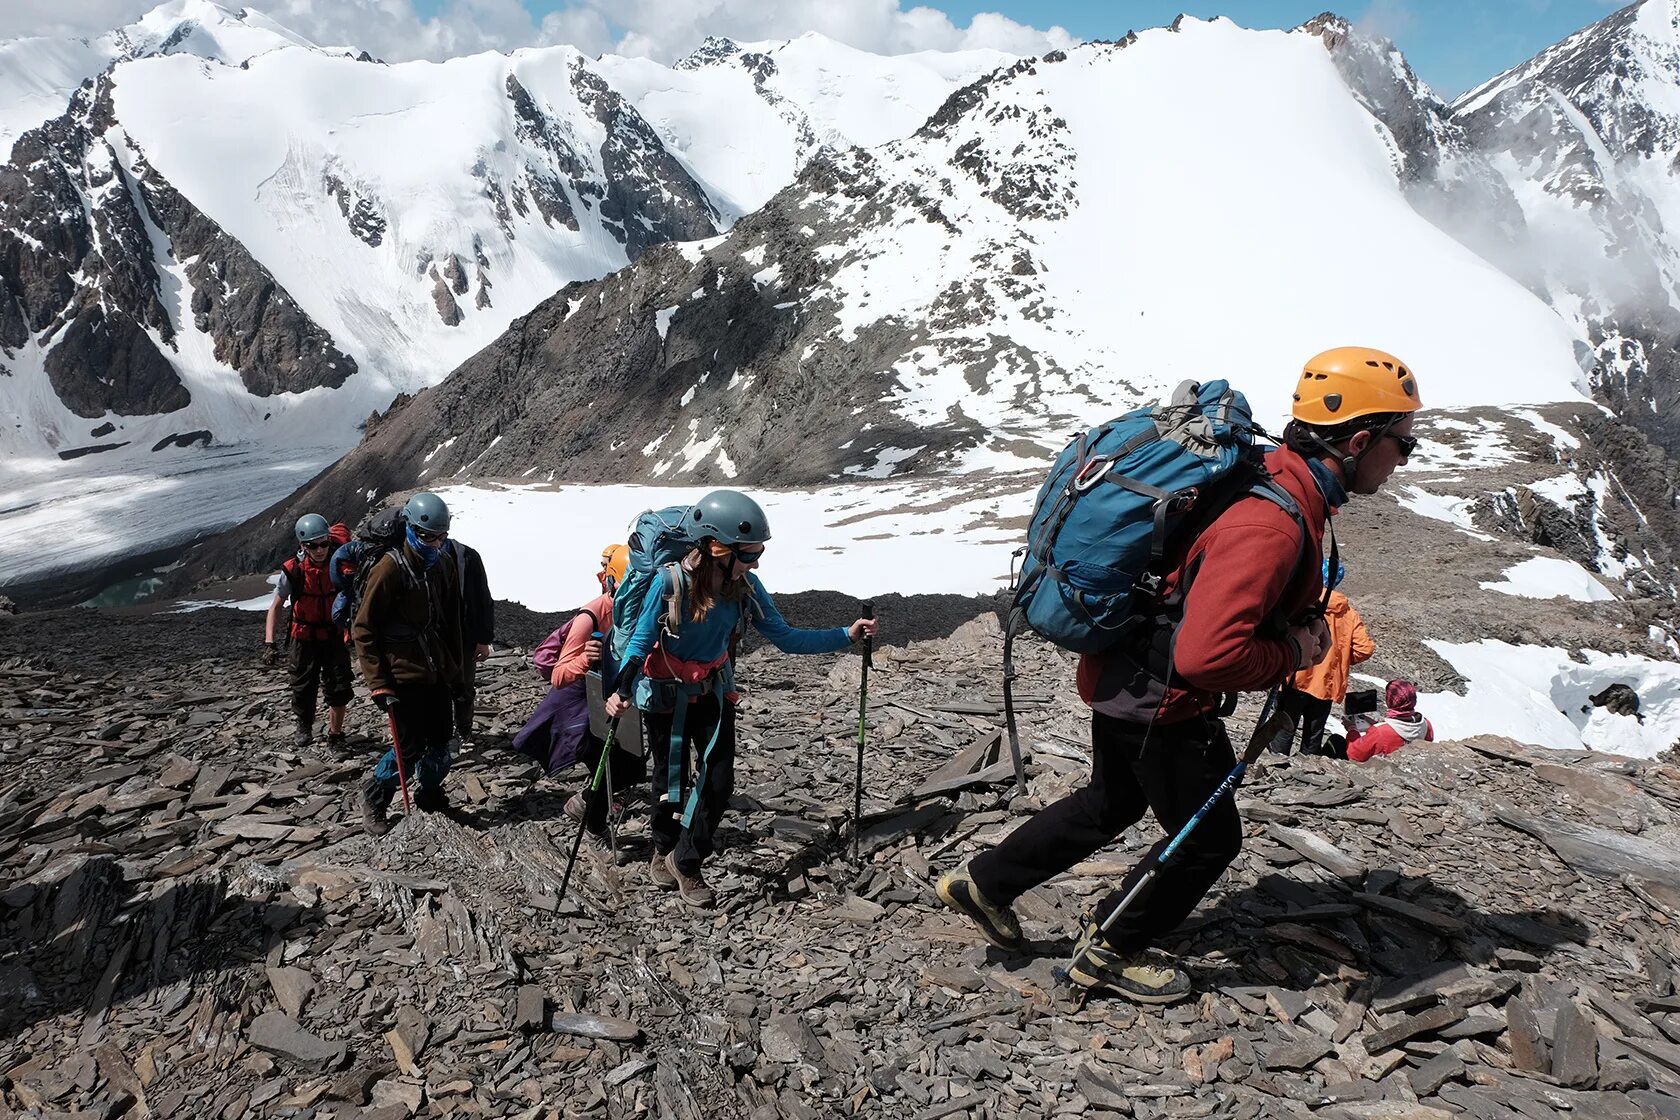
[
  {"x1": 265, "y1": 513, "x2": 354, "y2": 750},
  {"x1": 1347, "y1": 679, "x2": 1434, "y2": 762},
  {"x1": 938, "y1": 346, "x2": 1422, "y2": 1003}
]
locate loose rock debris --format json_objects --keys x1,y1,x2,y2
[{"x1": 1, "y1": 612, "x2": 1679, "y2": 1118}]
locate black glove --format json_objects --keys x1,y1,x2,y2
[
  {"x1": 374, "y1": 694, "x2": 397, "y2": 712},
  {"x1": 261, "y1": 642, "x2": 281, "y2": 667}
]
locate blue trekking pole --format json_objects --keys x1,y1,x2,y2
[{"x1": 1054, "y1": 686, "x2": 1292, "y2": 983}]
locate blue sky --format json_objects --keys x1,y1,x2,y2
[{"x1": 493, "y1": 0, "x2": 1625, "y2": 97}]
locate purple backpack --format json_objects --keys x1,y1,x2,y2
[{"x1": 533, "y1": 609, "x2": 599, "y2": 680}]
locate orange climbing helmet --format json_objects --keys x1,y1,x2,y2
[
  {"x1": 599, "y1": 543, "x2": 628, "y2": 592},
  {"x1": 1291, "y1": 346, "x2": 1422, "y2": 426}
]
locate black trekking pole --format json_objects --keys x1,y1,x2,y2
[
  {"x1": 559, "y1": 718, "x2": 618, "y2": 903},
  {"x1": 1054, "y1": 685, "x2": 1292, "y2": 983},
  {"x1": 852, "y1": 602, "x2": 873, "y2": 861}
]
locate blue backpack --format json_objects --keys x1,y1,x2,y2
[
  {"x1": 1009, "y1": 379, "x2": 1303, "y2": 653},
  {"x1": 607, "y1": 505, "x2": 698, "y2": 679},
  {"x1": 998, "y1": 380, "x2": 1307, "y2": 789}
]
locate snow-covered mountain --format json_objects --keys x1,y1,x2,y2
[
  {"x1": 0, "y1": 1, "x2": 1010, "y2": 593},
  {"x1": 1449, "y1": 0, "x2": 1680, "y2": 453}
]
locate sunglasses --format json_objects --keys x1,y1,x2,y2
[
  {"x1": 1385, "y1": 432, "x2": 1419, "y2": 457},
  {"x1": 413, "y1": 527, "x2": 447, "y2": 545},
  {"x1": 304, "y1": 540, "x2": 333, "y2": 550},
  {"x1": 730, "y1": 545, "x2": 765, "y2": 566}
]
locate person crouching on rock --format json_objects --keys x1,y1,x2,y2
[
  {"x1": 512, "y1": 543, "x2": 644, "y2": 850},
  {"x1": 1346, "y1": 679, "x2": 1434, "y2": 762},
  {"x1": 265, "y1": 514, "x2": 353, "y2": 750},
  {"x1": 604, "y1": 490, "x2": 878, "y2": 908},
  {"x1": 937, "y1": 347, "x2": 1422, "y2": 1004},
  {"x1": 353, "y1": 492, "x2": 465, "y2": 835}
]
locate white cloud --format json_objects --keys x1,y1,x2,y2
[
  {"x1": 572, "y1": 0, "x2": 1075, "y2": 61},
  {"x1": 0, "y1": 0, "x2": 1072, "y2": 63}
]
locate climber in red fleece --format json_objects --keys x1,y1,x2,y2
[
  {"x1": 1347, "y1": 679, "x2": 1434, "y2": 762},
  {"x1": 939, "y1": 346, "x2": 1423, "y2": 1004}
]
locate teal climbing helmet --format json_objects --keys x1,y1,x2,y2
[
  {"x1": 294, "y1": 513, "x2": 331, "y2": 543},
  {"x1": 685, "y1": 490, "x2": 770, "y2": 545},
  {"x1": 403, "y1": 492, "x2": 451, "y2": 533}
]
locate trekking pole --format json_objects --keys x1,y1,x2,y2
[
  {"x1": 593, "y1": 632, "x2": 618, "y2": 855},
  {"x1": 853, "y1": 602, "x2": 873, "y2": 861},
  {"x1": 385, "y1": 711, "x2": 413, "y2": 812},
  {"x1": 559, "y1": 719, "x2": 618, "y2": 903},
  {"x1": 1054, "y1": 686, "x2": 1290, "y2": 982}
]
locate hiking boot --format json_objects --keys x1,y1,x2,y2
[
  {"x1": 293, "y1": 722, "x2": 312, "y2": 748},
  {"x1": 936, "y1": 867, "x2": 1026, "y2": 952},
  {"x1": 648, "y1": 851, "x2": 677, "y2": 889},
  {"x1": 326, "y1": 731, "x2": 350, "y2": 754},
  {"x1": 414, "y1": 786, "x2": 449, "y2": 813},
  {"x1": 583, "y1": 828, "x2": 613, "y2": 857},
  {"x1": 1065, "y1": 940, "x2": 1193, "y2": 1004},
  {"x1": 360, "y1": 779, "x2": 394, "y2": 837},
  {"x1": 665, "y1": 853, "x2": 714, "y2": 908}
]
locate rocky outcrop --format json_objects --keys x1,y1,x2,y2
[
  {"x1": 0, "y1": 70, "x2": 356, "y2": 415},
  {"x1": 570, "y1": 64, "x2": 720, "y2": 258},
  {"x1": 0, "y1": 79, "x2": 188, "y2": 417},
  {"x1": 134, "y1": 155, "x2": 356, "y2": 397}
]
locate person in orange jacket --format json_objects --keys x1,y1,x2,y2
[{"x1": 1269, "y1": 559, "x2": 1374, "y2": 757}]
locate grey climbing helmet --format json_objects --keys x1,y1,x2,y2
[
  {"x1": 404, "y1": 491, "x2": 451, "y2": 533},
  {"x1": 685, "y1": 489, "x2": 770, "y2": 545},
  {"x1": 294, "y1": 513, "x2": 331, "y2": 543}
]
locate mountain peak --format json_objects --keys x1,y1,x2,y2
[{"x1": 675, "y1": 35, "x2": 743, "y2": 71}]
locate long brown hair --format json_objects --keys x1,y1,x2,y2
[{"x1": 687, "y1": 541, "x2": 748, "y2": 623}]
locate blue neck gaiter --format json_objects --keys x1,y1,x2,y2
[{"x1": 406, "y1": 525, "x2": 441, "y2": 570}]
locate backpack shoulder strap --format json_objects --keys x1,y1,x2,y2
[
  {"x1": 1245, "y1": 478, "x2": 1325, "y2": 615},
  {"x1": 661, "y1": 563, "x2": 687, "y2": 637},
  {"x1": 280, "y1": 557, "x2": 303, "y2": 598}
]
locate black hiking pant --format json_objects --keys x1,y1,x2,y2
[
  {"x1": 644, "y1": 694, "x2": 736, "y2": 875},
  {"x1": 288, "y1": 638, "x2": 354, "y2": 727},
  {"x1": 1271, "y1": 688, "x2": 1334, "y2": 756},
  {"x1": 969, "y1": 711, "x2": 1242, "y2": 955},
  {"x1": 454, "y1": 643, "x2": 477, "y2": 739}
]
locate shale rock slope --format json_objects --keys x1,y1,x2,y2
[{"x1": 3, "y1": 607, "x2": 1680, "y2": 1119}]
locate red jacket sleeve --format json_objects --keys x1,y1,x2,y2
[
  {"x1": 550, "y1": 595, "x2": 613, "y2": 690},
  {"x1": 1172, "y1": 517, "x2": 1301, "y2": 693},
  {"x1": 1346, "y1": 727, "x2": 1377, "y2": 763}
]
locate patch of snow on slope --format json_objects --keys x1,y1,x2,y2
[
  {"x1": 432, "y1": 479, "x2": 1034, "y2": 603},
  {"x1": 1424, "y1": 638, "x2": 1680, "y2": 759},
  {"x1": 1478, "y1": 557, "x2": 1615, "y2": 601},
  {"x1": 1395, "y1": 485, "x2": 1493, "y2": 540}
]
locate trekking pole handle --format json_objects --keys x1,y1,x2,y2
[{"x1": 861, "y1": 601, "x2": 874, "y2": 668}]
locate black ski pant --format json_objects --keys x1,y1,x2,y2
[
  {"x1": 644, "y1": 694, "x2": 736, "y2": 875},
  {"x1": 969, "y1": 710, "x2": 1242, "y2": 955},
  {"x1": 288, "y1": 638, "x2": 354, "y2": 727},
  {"x1": 1271, "y1": 688, "x2": 1334, "y2": 756}
]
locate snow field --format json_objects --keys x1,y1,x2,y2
[
  {"x1": 428, "y1": 479, "x2": 1035, "y2": 607},
  {"x1": 1423, "y1": 639, "x2": 1680, "y2": 759}
]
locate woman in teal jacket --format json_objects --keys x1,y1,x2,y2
[{"x1": 606, "y1": 490, "x2": 877, "y2": 907}]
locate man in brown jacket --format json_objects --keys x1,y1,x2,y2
[{"x1": 353, "y1": 491, "x2": 464, "y2": 835}]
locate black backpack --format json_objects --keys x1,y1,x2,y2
[{"x1": 333, "y1": 507, "x2": 408, "y2": 632}]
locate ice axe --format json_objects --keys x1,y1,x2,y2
[
  {"x1": 385, "y1": 710, "x2": 413, "y2": 812},
  {"x1": 852, "y1": 601, "x2": 874, "y2": 861},
  {"x1": 1054, "y1": 686, "x2": 1292, "y2": 983}
]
